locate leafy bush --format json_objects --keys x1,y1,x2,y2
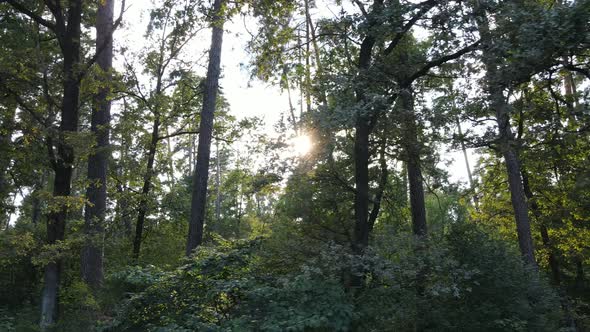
[{"x1": 104, "y1": 224, "x2": 562, "y2": 331}]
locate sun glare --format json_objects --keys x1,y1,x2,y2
[{"x1": 291, "y1": 134, "x2": 313, "y2": 156}]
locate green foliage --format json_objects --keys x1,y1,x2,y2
[
  {"x1": 103, "y1": 223, "x2": 561, "y2": 331},
  {"x1": 1, "y1": 0, "x2": 589, "y2": 330}
]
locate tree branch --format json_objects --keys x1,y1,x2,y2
[
  {"x1": 383, "y1": 0, "x2": 438, "y2": 56},
  {"x1": 3, "y1": 0, "x2": 56, "y2": 31},
  {"x1": 405, "y1": 40, "x2": 480, "y2": 84}
]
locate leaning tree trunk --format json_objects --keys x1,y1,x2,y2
[
  {"x1": 186, "y1": 0, "x2": 225, "y2": 255},
  {"x1": 40, "y1": 1, "x2": 83, "y2": 328},
  {"x1": 82, "y1": 0, "x2": 114, "y2": 289},
  {"x1": 496, "y1": 109, "x2": 536, "y2": 266},
  {"x1": 475, "y1": 1, "x2": 537, "y2": 267},
  {"x1": 132, "y1": 115, "x2": 160, "y2": 261}
]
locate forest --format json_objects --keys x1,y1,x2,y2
[{"x1": 0, "y1": 0, "x2": 590, "y2": 331}]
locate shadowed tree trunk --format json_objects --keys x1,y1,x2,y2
[
  {"x1": 32, "y1": 1, "x2": 84, "y2": 328},
  {"x1": 399, "y1": 88, "x2": 427, "y2": 236},
  {"x1": 352, "y1": 0, "x2": 383, "y2": 254},
  {"x1": 132, "y1": 114, "x2": 159, "y2": 260},
  {"x1": 186, "y1": 0, "x2": 225, "y2": 255},
  {"x1": 82, "y1": 0, "x2": 114, "y2": 289},
  {"x1": 475, "y1": 1, "x2": 537, "y2": 267},
  {"x1": 0, "y1": 100, "x2": 15, "y2": 228},
  {"x1": 214, "y1": 139, "x2": 222, "y2": 222}
]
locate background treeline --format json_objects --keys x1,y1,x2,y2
[{"x1": 1, "y1": 0, "x2": 590, "y2": 331}]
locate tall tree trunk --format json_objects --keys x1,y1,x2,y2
[
  {"x1": 164, "y1": 125, "x2": 175, "y2": 184},
  {"x1": 115, "y1": 101, "x2": 132, "y2": 237},
  {"x1": 132, "y1": 115, "x2": 160, "y2": 261},
  {"x1": 475, "y1": 2, "x2": 537, "y2": 267},
  {"x1": 352, "y1": 0, "x2": 382, "y2": 253},
  {"x1": 0, "y1": 100, "x2": 15, "y2": 228},
  {"x1": 353, "y1": 117, "x2": 371, "y2": 252},
  {"x1": 40, "y1": 0, "x2": 82, "y2": 330},
  {"x1": 214, "y1": 139, "x2": 222, "y2": 222},
  {"x1": 131, "y1": 26, "x2": 170, "y2": 259},
  {"x1": 82, "y1": 0, "x2": 114, "y2": 289},
  {"x1": 186, "y1": 0, "x2": 225, "y2": 255},
  {"x1": 400, "y1": 88, "x2": 427, "y2": 236},
  {"x1": 367, "y1": 139, "x2": 388, "y2": 233},
  {"x1": 41, "y1": 1, "x2": 83, "y2": 328}
]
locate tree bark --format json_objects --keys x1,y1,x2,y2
[
  {"x1": 40, "y1": 1, "x2": 83, "y2": 328},
  {"x1": 132, "y1": 115, "x2": 159, "y2": 261},
  {"x1": 214, "y1": 139, "x2": 222, "y2": 222},
  {"x1": 82, "y1": 0, "x2": 114, "y2": 289},
  {"x1": 0, "y1": 100, "x2": 15, "y2": 228},
  {"x1": 367, "y1": 139, "x2": 388, "y2": 233},
  {"x1": 475, "y1": 1, "x2": 537, "y2": 267},
  {"x1": 186, "y1": 0, "x2": 225, "y2": 256},
  {"x1": 400, "y1": 88, "x2": 427, "y2": 236},
  {"x1": 353, "y1": 116, "x2": 371, "y2": 251},
  {"x1": 352, "y1": 0, "x2": 382, "y2": 254}
]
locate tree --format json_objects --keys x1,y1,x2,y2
[
  {"x1": 81, "y1": 0, "x2": 115, "y2": 289},
  {"x1": 122, "y1": 0, "x2": 203, "y2": 260},
  {"x1": 2, "y1": 1, "x2": 85, "y2": 327},
  {"x1": 186, "y1": 0, "x2": 226, "y2": 255}
]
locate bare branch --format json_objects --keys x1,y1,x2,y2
[{"x1": 353, "y1": 0, "x2": 369, "y2": 18}]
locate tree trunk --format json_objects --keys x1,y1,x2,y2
[
  {"x1": 0, "y1": 100, "x2": 15, "y2": 228},
  {"x1": 132, "y1": 115, "x2": 160, "y2": 261},
  {"x1": 497, "y1": 109, "x2": 537, "y2": 266},
  {"x1": 40, "y1": 1, "x2": 83, "y2": 328},
  {"x1": 475, "y1": 1, "x2": 537, "y2": 267},
  {"x1": 82, "y1": 0, "x2": 114, "y2": 289},
  {"x1": 164, "y1": 125, "x2": 175, "y2": 184},
  {"x1": 368, "y1": 140, "x2": 388, "y2": 233},
  {"x1": 400, "y1": 88, "x2": 427, "y2": 236},
  {"x1": 214, "y1": 139, "x2": 222, "y2": 222},
  {"x1": 352, "y1": 0, "x2": 381, "y2": 252},
  {"x1": 353, "y1": 117, "x2": 371, "y2": 252},
  {"x1": 186, "y1": 0, "x2": 225, "y2": 256}
]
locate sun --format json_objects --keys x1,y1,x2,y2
[{"x1": 291, "y1": 134, "x2": 313, "y2": 156}]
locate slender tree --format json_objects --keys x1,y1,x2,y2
[
  {"x1": 473, "y1": 0, "x2": 536, "y2": 266},
  {"x1": 186, "y1": 0, "x2": 225, "y2": 255}
]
